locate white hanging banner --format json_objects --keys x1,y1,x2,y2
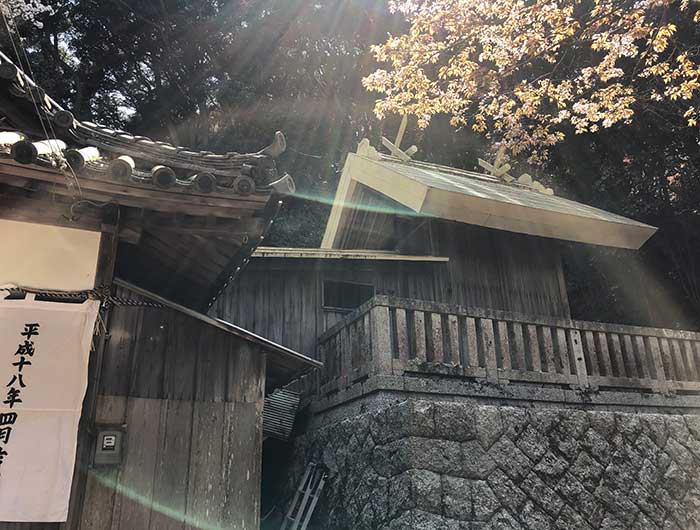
[{"x1": 0, "y1": 297, "x2": 99, "y2": 522}]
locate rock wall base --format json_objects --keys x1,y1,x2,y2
[{"x1": 287, "y1": 398, "x2": 700, "y2": 530}]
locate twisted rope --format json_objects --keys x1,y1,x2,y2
[{"x1": 1, "y1": 285, "x2": 163, "y2": 308}]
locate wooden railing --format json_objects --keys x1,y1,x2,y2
[{"x1": 316, "y1": 296, "x2": 700, "y2": 396}]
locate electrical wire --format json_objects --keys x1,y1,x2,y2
[
  {"x1": 68, "y1": 199, "x2": 113, "y2": 223},
  {"x1": 287, "y1": 146, "x2": 324, "y2": 159},
  {"x1": 1, "y1": 10, "x2": 84, "y2": 200},
  {"x1": 0, "y1": 12, "x2": 52, "y2": 144}
]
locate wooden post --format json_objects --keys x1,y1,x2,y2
[
  {"x1": 497, "y1": 321, "x2": 511, "y2": 370},
  {"x1": 609, "y1": 333, "x2": 626, "y2": 377},
  {"x1": 647, "y1": 336, "x2": 670, "y2": 395},
  {"x1": 371, "y1": 305, "x2": 393, "y2": 376},
  {"x1": 414, "y1": 311, "x2": 427, "y2": 362},
  {"x1": 670, "y1": 340, "x2": 686, "y2": 381},
  {"x1": 622, "y1": 334, "x2": 637, "y2": 378},
  {"x1": 583, "y1": 331, "x2": 599, "y2": 376},
  {"x1": 464, "y1": 317, "x2": 478, "y2": 368},
  {"x1": 431, "y1": 313, "x2": 444, "y2": 363},
  {"x1": 63, "y1": 206, "x2": 121, "y2": 530},
  {"x1": 683, "y1": 341, "x2": 698, "y2": 381},
  {"x1": 341, "y1": 324, "x2": 352, "y2": 389},
  {"x1": 510, "y1": 323, "x2": 526, "y2": 371},
  {"x1": 448, "y1": 315, "x2": 459, "y2": 365},
  {"x1": 395, "y1": 308, "x2": 409, "y2": 362},
  {"x1": 596, "y1": 332, "x2": 613, "y2": 377},
  {"x1": 526, "y1": 325, "x2": 541, "y2": 372},
  {"x1": 556, "y1": 328, "x2": 571, "y2": 375},
  {"x1": 479, "y1": 319, "x2": 498, "y2": 383},
  {"x1": 634, "y1": 335, "x2": 651, "y2": 379},
  {"x1": 568, "y1": 329, "x2": 590, "y2": 389},
  {"x1": 659, "y1": 338, "x2": 676, "y2": 384},
  {"x1": 541, "y1": 327, "x2": 555, "y2": 373}
]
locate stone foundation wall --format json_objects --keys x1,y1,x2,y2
[{"x1": 288, "y1": 398, "x2": 700, "y2": 530}]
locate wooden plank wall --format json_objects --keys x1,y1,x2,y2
[
  {"x1": 212, "y1": 258, "x2": 440, "y2": 357},
  {"x1": 212, "y1": 221, "x2": 570, "y2": 358},
  {"x1": 431, "y1": 220, "x2": 571, "y2": 319},
  {"x1": 0, "y1": 295, "x2": 266, "y2": 530},
  {"x1": 335, "y1": 186, "x2": 404, "y2": 250}
]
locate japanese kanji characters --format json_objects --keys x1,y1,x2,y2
[{"x1": 1, "y1": 322, "x2": 40, "y2": 470}]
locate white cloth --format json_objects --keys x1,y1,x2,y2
[{"x1": 0, "y1": 297, "x2": 99, "y2": 522}]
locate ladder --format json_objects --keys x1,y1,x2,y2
[{"x1": 280, "y1": 462, "x2": 326, "y2": 530}]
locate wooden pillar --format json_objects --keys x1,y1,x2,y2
[
  {"x1": 480, "y1": 318, "x2": 499, "y2": 383},
  {"x1": 647, "y1": 336, "x2": 670, "y2": 395},
  {"x1": 569, "y1": 328, "x2": 590, "y2": 389},
  {"x1": 370, "y1": 305, "x2": 392, "y2": 376},
  {"x1": 222, "y1": 342, "x2": 266, "y2": 530},
  {"x1": 62, "y1": 206, "x2": 120, "y2": 530}
]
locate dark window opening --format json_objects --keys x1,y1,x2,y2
[{"x1": 323, "y1": 280, "x2": 375, "y2": 311}]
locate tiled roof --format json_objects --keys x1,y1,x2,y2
[
  {"x1": 0, "y1": 50, "x2": 293, "y2": 197},
  {"x1": 0, "y1": 50, "x2": 292, "y2": 310}
]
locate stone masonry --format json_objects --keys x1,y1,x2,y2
[{"x1": 287, "y1": 398, "x2": 700, "y2": 530}]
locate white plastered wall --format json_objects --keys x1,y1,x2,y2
[{"x1": 0, "y1": 219, "x2": 101, "y2": 290}]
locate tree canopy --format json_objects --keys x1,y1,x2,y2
[
  {"x1": 365, "y1": 0, "x2": 700, "y2": 164},
  {"x1": 0, "y1": 0, "x2": 50, "y2": 29},
  {"x1": 2, "y1": 0, "x2": 700, "y2": 329},
  {"x1": 5, "y1": 0, "x2": 402, "y2": 246}
]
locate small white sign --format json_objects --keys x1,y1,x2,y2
[{"x1": 102, "y1": 434, "x2": 117, "y2": 450}]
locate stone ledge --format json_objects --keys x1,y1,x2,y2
[{"x1": 311, "y1": 374, "x2": 700, "y2": 416}]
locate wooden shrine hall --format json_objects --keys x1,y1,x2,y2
[
  {"x1": 0, "y1": 50, "x2": 320, "y2": 530},
  {"x1": 209, "y1": 131, "x2": 700, "y2": 530}
]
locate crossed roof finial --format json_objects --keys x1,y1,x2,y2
[
  {"x1": 380, "y1": 115, "x2": 418, "y2": 162},
  {"x1": 478, "y1": 147, "x2": 554, "y2": 196}
]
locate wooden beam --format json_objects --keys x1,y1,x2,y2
[
  {"x1": 0, "y1": 176, "x2": 253, "y2": 218},
  {"x1": 0, "y1": 165, "x2": 265, "y2": 209},
  {"x1": 351, "y1": 155, "x2": 429, "y2": 212},
  {"x1": 0, "y1": 173, "x2": 33, "y2": 189},
  {"x1": 0, "y1": 158, "x2": 269, "y2": 203},
  {"x1": 142, "y1": 214, "x2": 266, "y2": 238},
  {"x1": 0, "y1": 161, "x2": 267, "y2": 218},
  {"x1": 394, "y1": 115, "x2": 408, "y2": 149},
  {"x1": 251, "y1": 247, "x2": 449, "y2": 262},
  {"x1": 380, "y1": 137, "x2": 411, "y2": 162},
  {"x1": 477, "y1": 158, "x2": 511, "y2": 178},
  {"x1": 94, "y1": 206, "x2": 121, "y2": 287},
  {"x1": 0, "y1": 189, "x2": 103, "y2": 231},
  {"x1": 321, "y1": 155, "x2": 358, "y2": 248}
]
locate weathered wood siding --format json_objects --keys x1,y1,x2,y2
[
  {"x1": 212, "y1": 222, "x2": 570, "y2": 358},
  {"x1": 430, "y1": 220, "x2": 570, "y2": 318},
  {"x1": 0, "y1": 296, "x2": 266, "y2": 530}
]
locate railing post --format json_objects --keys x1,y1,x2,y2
[
  {"x1": 479, "y1": 318, "x2": 499, "y2": 383},
  {"x1": 370, "y1": 304, "x2": 393, "y2": 376},
  {"x1": 340, "y1": 325, "x2": 352, "y2": 389},
  {"x1": 315, "y1": 296, "x2": 698, "y2": 396},
  {"x1": 317, "y1": 340, "x2": 327, "y2": 387},
  {"x1": 568, "y1": 328, "x2": 590, "y2": 389},
  {"x1": 647, "y1": 336, "x2": 671, "y2": 395}
]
